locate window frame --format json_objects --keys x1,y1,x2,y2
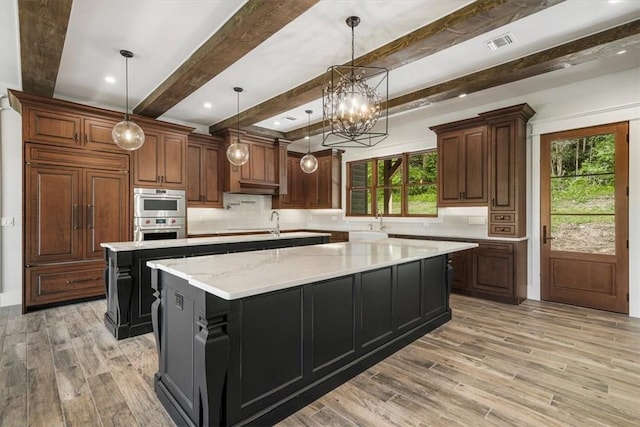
[{"x1": 346, "y1": 149, "x2": 438, "y2": 217}]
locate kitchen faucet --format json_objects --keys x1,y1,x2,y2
[
  {"x1": 270, "y1": 210, "x2": 280, "y2": 237},
  {"x1": 375, "y1": 208, "x2": 385, "y2": 230}
]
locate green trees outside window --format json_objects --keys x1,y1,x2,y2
[{"x1": 347, "y1": 150, "x2": 437, "y2": 217}]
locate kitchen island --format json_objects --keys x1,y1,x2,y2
[
  {"x1": 101, "y1": 232, "x2": 329, "y2": 339},
  {"x1": 148, "y1": 238, "x2": 477, "y2": 426}
]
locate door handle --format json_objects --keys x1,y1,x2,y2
[
  {"x1": 542, "y1": 225, "x2": 555, "y2": 244},
  {"x1": 72, "y1": 204, "x2": 79, "y2": 229},
  {"x1": 87, "y1": 205, "x2": 95, "y2": 229}
]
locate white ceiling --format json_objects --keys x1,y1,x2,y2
[{"x1": 1, "y1": 0, "x2": 639, "y2": 149}]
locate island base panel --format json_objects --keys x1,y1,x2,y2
[{"x1": 152, "y1": 255, "x2": 451, "y2": 426}]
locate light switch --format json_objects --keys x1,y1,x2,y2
[{"x1": 1, "y1": 217, "x2": 14, "y2": 227}]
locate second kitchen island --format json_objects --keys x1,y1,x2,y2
[{"x1": 148, "y1": 238, "x2": 476, "y2": 426}]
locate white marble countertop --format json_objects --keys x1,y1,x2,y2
[
  {"x1": 147, "y1": 238, "x2": 478, "y2": 300},
  {"x1": 101, "y1": 232, "x2": 330, "y2": 252}
]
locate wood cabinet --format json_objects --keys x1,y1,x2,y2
[
  {"x1": 431, "y1": 103, "x2": 535, "y2": 238},
  {"x1": 433, "y1": 123, "x2": 487, "y2": 206},
  {"x1": 187, "y1": 134, "x2": 223, "y2": 207},
  {"x1": 25, "y1": 145, "x2": 130, "y2": 307},
  {"x1": 480, "y1": 104, "x2": 536, "y2": 238},
  {"x1": 216, "y1": 129, "x2": 289, "y2": 195},
  {"x1": 133, "y1": 127, "x2": 188, "y2": 189},
  {"x1": 273, "y1": 149, "x2": 342, "y2": 209}
]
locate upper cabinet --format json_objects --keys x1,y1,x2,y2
[
  {"x1": 435, "y1": 123, "x2": 487, "y2": 206},
  {"x1": 133, "y1": 124, "x2": 191, "y2": 190},
  {"x1": 187, "y1": 133, "x2": 223, "y2": 207},
  {"x1": 273, "y1": 149, "x2": 342, "y2": 209},
  {"x1": 431, "y1": 103, "x2": 535, "y2": 238},
  {"x1": 480, "y1": 104, "x2": 536, "y2": 237},
  {"x1": 216, "y1": 129, "x2": 289, "y2": 195}
]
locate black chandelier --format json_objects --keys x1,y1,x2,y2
[{"x1": 322, "y1": 16, "x2": 388, "y2": 148}]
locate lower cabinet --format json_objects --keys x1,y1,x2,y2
[
  {"x1": 393, "y1": 234, "x2": 527, "y2": 304},
  {"x1": 26, "y1": 261, "x2": 105, "y2": 307}
]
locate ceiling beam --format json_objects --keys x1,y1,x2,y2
[
  {"x1": 284, "y1": 19, "x2": 640, "y2": 141},
  {"x1": 209, "y1": 0, "x2": 565, "y2": 134},
  {"x1": 134, "y1": 0, "x2": 319, "y2": 118},
  {"x1": 18, "y1": 0, "x2": 73, "y2": 97}
]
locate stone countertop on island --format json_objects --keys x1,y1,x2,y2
[
  {"x1": 101, "y1": 231, "x2": 330, "y2": 252},
  {"x1": 147, "y1": 238, "x2": 477, "y2": 300}
]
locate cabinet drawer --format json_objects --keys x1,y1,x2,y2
[
  {"x1": 477, "y1": 242, "x2": 513, "y2": 252},
  {"x1": 26, "y1": 263, "x2": 105, "y2": 307},
  {"x1": 491, "y1": 213, "x2": 515, "y2": 223},
  {"x1": 489, "y1": 225, "x2": 515, "y2": 236},
  {"x1": 26, "y1": 143, "x2": 130, "y2": 170}
]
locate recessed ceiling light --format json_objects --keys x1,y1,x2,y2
[
  {"x1": 274, "y1": 121, "x2": 280, "y2": 126},
  {"x1": 305, "y1": 136, "x2": 309, "y2": 140},
  {"x1": 105, "y1": 76, "x2": 116, "y2": 84},
  {"x1": 203, "y1": 102, "x2": 212, "y2": 108},
  {"x1": 458, "y1": 93, "x2": 467, "y2": 98},
  {"x1": 617, "y1": 49, "x2": 627, "y2": 55}
]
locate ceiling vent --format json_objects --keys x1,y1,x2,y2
[
  {"x1": 485, "y1": 32, "x2": 516, "y2": 51},
  {"x1": 285, "y1": 116, "x2": 297, "y2": 121}
]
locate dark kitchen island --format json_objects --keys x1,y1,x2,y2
[
  {"x1": 101, "y1": 232, "x2": 329, "y2": 339},
  {"x1": 147, "y1": 238, "x2": 477, "y2": 426}
]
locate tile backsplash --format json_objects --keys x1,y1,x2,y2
[{"x1": 188, "y1": 195, "x2": 493, "y2": 239}]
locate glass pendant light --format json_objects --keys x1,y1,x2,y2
[
  {"x1": 112, "y1": 50, "x2": 145, "y2": 151},
  {"x1": 226, "y1": 87, "x2": 250, "y2": 166},
  {"x1": 300, "y1": 109, "x2": 318, "y2": 174}
]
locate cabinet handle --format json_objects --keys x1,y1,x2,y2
[
  {"x1": 74, "y1": 132, "x2": 79, "y2": 142},
  {"x1": 492, "y1": 198, "x2": 496, "y2": 207},
  {"x1": 87, "y1": 204, "x2": 95, "y2": 229},
  {"x1": 84, "y1": 133, "x2": 88, "y2": 143},
  {"x1": 157, "y1": 175, "x2": 161, "y2": 182},
  {"x1": 66, "y1": 277, "x2": 100, "y2": 285},
  {"x1": 72, "y1": 204, "x2": 79, "y2": 229}
]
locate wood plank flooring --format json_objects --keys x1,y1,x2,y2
[{"x1": 1, "y1": 295, "x2": 638, "y2": 426}]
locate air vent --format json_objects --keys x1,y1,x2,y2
[
  {"x1": 486, "y1": 32, "x2": 516, "y2": 51},
  {"x1": 285, "y1": 116, "x2": 297, "y2": 121}
]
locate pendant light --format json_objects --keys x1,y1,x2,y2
[
  {"x1": 322, "y1": 16, "x2": 388, "y2": 148},
  {"x1": 112, "y1": 50, "x2": 145, "y2": 151},
  {"x1": 226, "y1": 87, "x2": 250, "y2": 166},
  {"x1": 300, "y1": 109, "x2": 318, "y2": 174}
]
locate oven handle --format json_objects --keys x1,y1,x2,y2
[{"x1": 136, "y1": 226, "x2": 185, "y2": 231}]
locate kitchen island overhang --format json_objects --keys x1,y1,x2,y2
[{"x1": 148, "y1": 239, "x2": 477, "y2": 426}]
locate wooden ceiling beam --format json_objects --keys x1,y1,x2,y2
[
  {"x1": 284, "y1": 19, "x2": 640, "y2": 141},
  {"x1": 209, "y1": 0, "x2": 565, "y2": 134},
  {"x1": 134, "y1": 0, "x2": 319, "y2": 118},
  {"x1": 18, "y1": 0, "x2": 73, "y2": 97}
]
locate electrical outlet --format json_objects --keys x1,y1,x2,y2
[{"x1": 1, "y1": 217, "x2": 14, "y2": 227}]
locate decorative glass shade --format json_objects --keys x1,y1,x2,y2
[
  {"x1": 112, "y1": 118, "x2": 145, "y2": 151},
  {"x1": 300, "y1": 153, "x2": 318, "y2": 174},
  {"x1": 226, "y1": 141, "x2": 249, "y2": 166},
  {"x1": 227, "y1": 86, "x2": 249, "y2": 166},
  {"x1": 112, "y1": 49, "x2": 145, "y2": 151},
  {"x1": 301, "y1": 109, "x2": 318, "y2": 174},
  {"x1": 322, "y1": 17, "x2": 388, "y2": 148}
]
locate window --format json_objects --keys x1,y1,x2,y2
[{"x1": 347, "y1": 150, "x2": 437, "y2": 217}]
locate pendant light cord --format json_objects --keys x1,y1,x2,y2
[
  {"x1": 125, "y1": 56, "x2": 130, "y2": 121},
  {"x1": 307, "y1": 113, "x2": 311, "y2": 153},
  {"x1": 236, "y1": 90, "x2": 240, "y2": 143}
]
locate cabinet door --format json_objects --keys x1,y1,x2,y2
[
  {"x1": 250, "y1": 144, "x2": 267, "y2": 181},
  {"x1": 472, "y1": 247, "x2": 513, "y2": 295},
  {"x1": 84, "y1": 170, "x2": 130, "y2": 259},
  {"x1": 27, "y1": 108, "x2": 81, "y2": 147},
  {"x1": 202, "y1": 145, "x2": 222, "y2": 205},
  {"x1": 187, "y1": 144, "x2": 203, "y2": 203},
  {"x1": 437, "y1": 133, "x2": 462, "y2": 204},
  {"x1": 162, "y1": 134, "x2": 187, "y2": 188},
  {"x1": 460, "y1": 127, "x2": 487, "y2": 203},
  {"x1": 449, "y1": 250, "x2": 470, "y2": 290},
  {"x1": 489, "y1": 120, "x2": 516, "y2": 211},
  {"x1": 133, "y1": 131, "x2": 160, "y2": 186},
  {"x1": 83, "y1": 117, "x2": 122, "y2": 152},
  {"x1": 26, "y1": 164, "x2": 82, "y2": 264}
]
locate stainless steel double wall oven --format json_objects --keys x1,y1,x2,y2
[{"x1": 133, "y1": 188, "x2": 186, "y2": 241}]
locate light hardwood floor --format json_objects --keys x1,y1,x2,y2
[{"x1": 1, "y1": 294, "x2": 639, "y2": 426}]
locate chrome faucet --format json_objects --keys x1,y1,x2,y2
[
  {"x1": 270, "y1": 210, "x2": 280, "y2": 237},
  {"x1": 375, "y1": 208, "x2": 385, "y2": 230}
]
